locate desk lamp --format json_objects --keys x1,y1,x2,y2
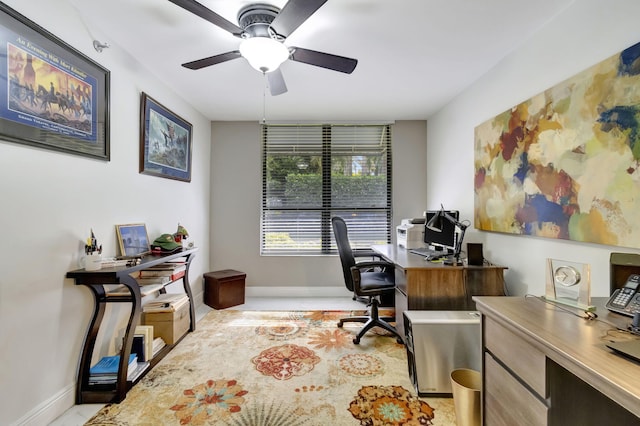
[{"x1": 426, "y1": 205, "x2": 468, "y2": 266}]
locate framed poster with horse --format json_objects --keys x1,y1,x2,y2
[
  {"x1": 0, "y1": 3, "x2": 110, "y2": 160},
  {"x1": 139, "y1": 92, "x2": 192, "y2": 182}
]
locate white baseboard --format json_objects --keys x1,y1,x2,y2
[
  {"x1": 12, "y1": 383, "x2": 75, "y2": 426},
  {"x1": 245, "y1": 286, "x2": 352, "y2": 298}
]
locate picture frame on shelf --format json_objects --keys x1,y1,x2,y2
[
  {"x1": 139, "y1": 92, "x2": 192, "y2": 182},
  {"x1": 0, "y1": 2, "x2": 110, "y2": 160},
  {"x1": 115, "y1": 223, "x2": 151, "y2": 257}
]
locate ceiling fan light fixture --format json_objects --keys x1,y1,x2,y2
[{"x1": 239, "y1": 37, "x2": 289, "y2": 73}]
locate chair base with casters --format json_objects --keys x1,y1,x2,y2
[{"x1": 338, "y1": 295, "x2": 404, "y2": 344}]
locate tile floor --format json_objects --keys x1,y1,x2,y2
[{"x1": 49, "y1": 296, "x2": 366, "y2": 425}]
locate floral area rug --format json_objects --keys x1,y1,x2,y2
[{"x1": 86, "y1": 309, "x2": 456, "y2": 425}]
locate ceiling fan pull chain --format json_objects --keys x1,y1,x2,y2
[{"x1": 262, "y1": 72, "x2": 267, "y2": 124}]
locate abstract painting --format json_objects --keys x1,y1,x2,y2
[{"x1": 474, "y1": 40, "x2": 640, "y2": 249}]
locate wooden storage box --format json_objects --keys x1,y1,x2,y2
[
  {"x1": 143, "y1": 302, "x2": 190, "y2": 345},
  {"x1": 204, "y1": 269, "x2": 246, "y2": 309}
]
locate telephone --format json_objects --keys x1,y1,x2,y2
[{"x1": 606, "y1": 274, "x2": 640, "y2": 316}]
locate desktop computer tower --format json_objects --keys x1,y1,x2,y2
[{"x1": 404, "y1": 310, "x2": 481, "y2": 396}]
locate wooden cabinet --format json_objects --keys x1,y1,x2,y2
[
  {"x1": 484, "y1": 353, "x2": 548, "y2": 426},
  {"x1": 394, "y1": 265, "x2": 506, "y2": 311},
  {"x1": 475, "y1": 296, "x2": 640, "y2": 426},
  {"x1": 484, "y1": 317, "x2": 546, "y2": 396},
  {"x1": 372, "y1": 244, "x2": 506, "y2": 337},
  {"x1": 66, "y1": 248, "x2": 197, "y2": 404},
  {"x1": 483, "y1": 317, "x2": 548, "y2": 426}
]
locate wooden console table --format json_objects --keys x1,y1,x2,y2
[
  {"x1": 66, "y1": 247, "x2": 197, "y2": 404},
  {"x1": 474, "y1": 296, "x2": 640, "y2": 425},
  {"x1": 371, "y1": 244, "x2": 506, "y2": 337}
]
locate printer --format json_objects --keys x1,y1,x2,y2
[{"x1": 397, "y1": 218, "x2": 425, "y2": 249}]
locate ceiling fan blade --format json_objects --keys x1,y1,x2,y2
[
  {"x1": 271, "y1": 0, "x2": 328, "y2": 38},
  {"x1": 168, "y1": 0, "x2": 243, "y2": 37},
  {"x1": 267, "y1": 69, "x2": 288, "y2": 96},
  {"x1": 290, "y1": 47, "x2": 358, "y2": 74},
  {"x1": 182, "y1": 51, "x2": 241, "y2": 70}
]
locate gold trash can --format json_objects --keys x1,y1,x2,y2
[{"x1": 450, "y1": 368, "x2": 481, "y2": 426}]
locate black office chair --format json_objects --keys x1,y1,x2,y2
[{"x1": 332, "y1": 216, "x2": 404, "y2": 344}]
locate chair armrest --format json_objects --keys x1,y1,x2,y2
[
  {"x1": 350, "y1": 263, "x2": 395, "y2": 295},
  {"x1": 353, "y1": 248, "x2": 376, "y2": 257},
  {"x1": 353, "y1": 249, "x2": 387, "y2": 262},
  {"x1": 351, "y1": 260, "x2": 394, "y2": 271}
]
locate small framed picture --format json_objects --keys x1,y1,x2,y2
[
  {"x1": 115, "y1": 223, "x2": 151, "y2": 257},
  {"x1": 139, "y1": 92, "x2": 192, "y2": 182}
]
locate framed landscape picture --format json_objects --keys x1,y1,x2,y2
[
  {"x1": 139, "y1": 92, "x2": 192, "y2": 182},
  {"x1": 0, "y1": 2, "x2": 110, "y2": 160},
  {"x1": 115, "y1": 223, "x2": 151, "y2": 257}
]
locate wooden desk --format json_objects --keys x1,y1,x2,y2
[
  {"x1": 474, "y1": 296, "x2": 640, "y2": 425},
  {"x1": 371, "y1": 244, "x2": 506, "y2": 336}
]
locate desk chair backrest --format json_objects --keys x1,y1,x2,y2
[{"x1": 332, "y1": 216, "x2": 357, "y2": 292}]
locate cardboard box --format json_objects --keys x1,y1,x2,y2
[
  {"x1": 204, "y1": 269, "x2": 246, "y2": 309},
  {"x1": 143, "y1": 302, "x2": 190, "y2": 345}
]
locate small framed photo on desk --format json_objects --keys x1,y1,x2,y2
[{"x1": 115, "y1": 223, "x2": 151, "y2": 257}]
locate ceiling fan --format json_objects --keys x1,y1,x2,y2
[{"x1": 168, "y1": 0, "x2": 358, "y2": 96}]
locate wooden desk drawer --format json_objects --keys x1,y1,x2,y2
[
  {"x1": 485, "y1": 317, "x2": 546, "y2": 398},
  {"x1": 485, "y1": 353, "x2": 548, "y2": 426}
]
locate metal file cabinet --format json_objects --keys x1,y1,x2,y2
[{"x1": 403, "y1": 310, "x2": 481, "y2": 396}]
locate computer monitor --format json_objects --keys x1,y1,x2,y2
[{"x1": 423, "y1": 210, "x2": 459, "y2": 252}]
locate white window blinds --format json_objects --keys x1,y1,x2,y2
[{"x1": 261, "y1": 124, "x2": 392, "y2": 255}]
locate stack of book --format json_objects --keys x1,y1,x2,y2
[
  {"x1": 143, "y1": 293, "x2": 189, "y2": 313},
  {"x1": 152, "y1": 337, "x2": 167, "y2": 357},
  {"x1": 100, "y1": 257, "x2": 141, "y2": 268},
  {"x1": 135, "y1": 276, "x2": 172, "y2": 286},
  {"x1": 89, "y1": 354, "x2": 147, "y2": 385},
  {"x1": 134, "y1": 262, "x2": 187, "y2": 286},
  {"x1": 107, "y1": 283, "x2": 164, "y2": 297},
  {"x1": 127, "y1": 359, "x2": 149, "y2": 383}
]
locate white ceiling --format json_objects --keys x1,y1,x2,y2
[{"x1": 69, "y1": 0, "x2": 575, "y2": 121}]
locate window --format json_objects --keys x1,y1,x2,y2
[{"x1": 261, "y1": 124, "x2": 392, "y2": 255}]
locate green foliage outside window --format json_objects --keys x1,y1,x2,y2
[{"x1": 276, "y1": 174, "x2": 387, "y2": 207}]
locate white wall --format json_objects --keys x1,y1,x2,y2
[
  {"x1": 210, "y1": 121, "x2": 428, "y2": 294},
  {"x1": 0, "y1": 1, "x2": 211, "y2": 424},
  {"x1": 427, "y1": 0, "x2": 640, "y2": 297}
]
